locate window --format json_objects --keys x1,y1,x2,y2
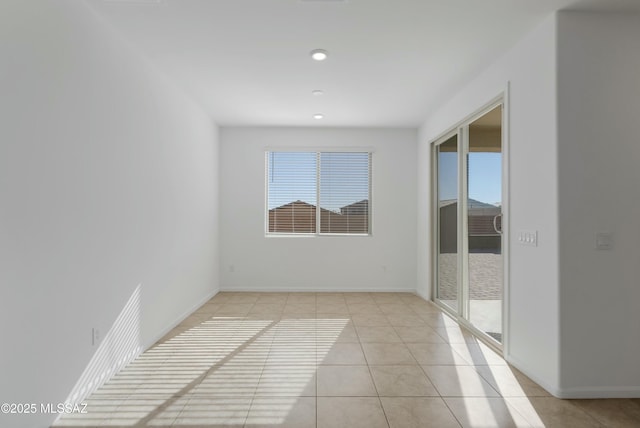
[{"x1": 266, "y1": 151, "x2": 371, "y2": 235}]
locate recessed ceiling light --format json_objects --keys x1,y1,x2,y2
[
  {"x1": 313, "y1": 113, "x2": 324, "y2": 119},
  {"x1": 310, "y1": 49, "x2": 328, "y2": 61},
  {"x1": 312, "y1": 90, "x2": 324, "y2": 96}
]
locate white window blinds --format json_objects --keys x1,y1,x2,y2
[
  {"x1": 267, "y1": 152, "x2": 317, "y2": 233},
  {"x1": 319, "y1": 152, "x2": 370, "y2": 234},
  {"x1": 266, "y1": 151, "x2": 371, "y2": 235}
]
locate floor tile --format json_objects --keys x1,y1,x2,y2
[
  {"x1": 422, "y1": 365, "x2": 500, "y2": 397},
  {"x1": 444, "y1": 397, "x2": 533, "y2": 427},
  {"x1": 255, "y1": 293, "x2": 289, "y2": 304},
  {"x1": 378, "y1": 303, "x2": 409, "y2": 314},
  {"x1": 61, "y1": 292, "x2": 620, "y2": 428},
  {"x1": 256, "y1": 365, "x2": 316, "y2": 397},
  {"x1": 394, "y1": 326, "x2": 446, "y2": 344},
  {"x1": 351, "y1": 314, "x2": 391, "y2": 327},
  {"x1": 506, "y1": 397, "x2": 606, "y2": 428},
  {"x1": 381, "y1": 397, "x2": 461, "y2": 428},
  {"x1": 248, "y1": 303, "x2": 284, "y2": 315},
  {"x1": 370, "y1": 365, "x2": 438, "y2": 396},
  {"x1": 434, "y1": 327, "x2": 479, "y2": 344},
  {"x1": 273, "y1": 318, "x2": 316, "y2": 334},
  {"x1": 317, "y1": 342, "x2": 367, "y2": 365},
  {"x1": 245, "y1": 397, "x2": 315, "y2": 428},
  {"x1": 317, "y1": 365, "x2": 377, "y2": 396},
  {"x1": 419, "y1": 313, "x2": 460, "y2": 328},
  {"x1": 172, "y1": 397, "x2": 251, "y2": 427},
  {"x1": 343, "y1": 293, "x2": 375, "y2": 304},
  {"x1": 474, "y1": 365, "x2": 551, "y2": 397},
  {"x1": 318, "y1": 323, "x2": 359, "y2": 343},
  {"x1": 362, "y1": 343, "x2": 417, "y2": 365},
  {"x1": 112, "y1": 396, "x2": 188, "y2": 426},
  {"x1": 214, "y1": 303, "x2": 254, "y2": 316},
  {"x1": 408, "y1": 302, "x2": 442, "y2": 316},
  {"x1": 317, "y1": 303, "x2": 349, "y2": 314},
  {"x1": 317, "y1": 397, "x2": 389, "y2": 428},
  {"x1": 209, "y1": 294, "x2": 232, "y2": 303},
  {"x1": 386, "y1": 314, "x2": 426, "y2": 327},
  {"x1": 178, "y1": 313, "x2": 215, "y2": 327},
  {"x1": 449, "y1": 342, "x2": 507, "y2": 366},
  {"x1": 371, "y1": 293, "x2": 403, "y2": 304},
  {"x1": 280, "y1": 313, "x2": 318, "y2": 320},
  {"x1": 191, "y1": 365, "x2": 262, "y2": 397},
  {"x1": 316, "y1": 295, "x2": 347, "y2": 305},
  {"x1": 356, "y1": 326, "x2": 403, "y2": 343},
  {"x1": 267, "y1": 347, "x2": 317, "y2": 366},
  {"x1": 193, "y1": 302, "x2": 224, "y2": 315},
  {"x1": 571, "y1": 399, "x2": 640, "y2": 428},
  {"x1": 407, "y1": 343, "x2": 471, "y2": 365},
  {"x1": 348, "y1": 303, "x2": 382, "y2": 314},
  {"x1": 287, "y1": 294, "x2": 317, "y2": 304},
  {"x1": 283, "y1": 303, "x2": 316, "y2": 314},
  {"x1": 226, "y1": 294, "x2": 260, "y2": 304}
]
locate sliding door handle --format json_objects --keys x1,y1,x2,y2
[{"x1": 493, "y1": 213, "x2": 503, "y2": 235}]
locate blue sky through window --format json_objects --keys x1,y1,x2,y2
[
  {"x1": 267, "y1": 152, "x2": 317, "y2": 209},
  {"x1": 439, "y1": 152, "x2": 501, "y2": 205},
  {"x1": 469, "y1": 153, "x2": 501, "y2": 205},
  {"x1": 320, "y1": 152, "x2": 369, "y2": 212},
  {"x1": 267, "y1": 152, "x2": 370, "y2": 212}
]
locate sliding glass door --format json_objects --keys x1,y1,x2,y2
[
  {"x1": 435, "y1": 134, "x2": 460, "y2": 314},
  {"x1": 434, "y1": 104, "x2": 504, "y2": 345},
  {"x1": 467, "y1": 106, "x2": 503, "y2": 343}
]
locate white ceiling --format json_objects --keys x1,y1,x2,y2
[{"x1": 86, "y1": 0, "x2": 640, "y2": 127}]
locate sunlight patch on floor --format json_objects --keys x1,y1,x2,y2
[{"x1": 56, "y1": 314, "x2": 348, "y2": 427}]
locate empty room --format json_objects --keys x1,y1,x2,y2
[{"x1": 2, "y1": 0, "x2": 640, "y2": 427}]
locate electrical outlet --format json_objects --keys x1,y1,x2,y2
[
  {"x1": 92, "y1": 328, "x2": 100, "y2": 346},
  {"x1": 596, "y1": 232, "x2": 613, "y2": 250}
]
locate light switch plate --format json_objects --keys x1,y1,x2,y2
[{"x1": 517, "y1": 230, "x2": 538, "y2": 247}]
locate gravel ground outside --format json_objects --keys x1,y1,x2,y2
[{"x1": 437, "y1": 253, "x2": 502, "y2": 300}]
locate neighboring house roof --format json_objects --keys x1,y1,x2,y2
[
  {"x1": 440, "y1": 198, "x2": 500, "y2": 212},
  {"x1": 438, "y1": 198, "x2": 501, "y2": 236},
  {"x1": 340, "y1": 199, "x2": 368, "y2": 215},
  {"x1": 270, "y1": 200, "x2": 369, "y2": 215},
  {"x1": 269, "y1": 200, "x2": 334, "y2": 215},
  {"x1": 468, "y1": 199, "x2": 499, "y2": 209},
  {"x1": 269, "y1": 200, "x2": 368, "y2": 234},
  {"x1": 439, "y1": 199, "x2": 458, "y2": 208}
]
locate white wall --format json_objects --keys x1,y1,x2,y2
[
  {"x1": 220, "y1": 127, "x2": 417, "y2": 292},
  {"x1": 0, "y1": 1, "x2": 219, "y2": 427},
  {"x1": 417, "y1": 15, "x2": 561, "y2": 394},
  {"x1": 557, "y1": 12, "x2": 640, "y2": 397}
]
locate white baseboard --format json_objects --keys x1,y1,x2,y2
[
  {"x1": 219, "y1": 286, "x2": 417, "y2": 293},
  {"x1": 144, "y1": 287, "x2": 219, "y2": 350},
  {"x1": 504, "y1": 353, "x2": 561, "y2": 397},
  {"x1": 505, "y1": 353, "x2": 640, "y2": 398},
  {"x1": 554, "y1": 386, "x2": 640, "y2": 399}
]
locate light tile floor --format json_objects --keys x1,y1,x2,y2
[{"x1": 54, "y1": 292, "x2": 640, "y2": 428}]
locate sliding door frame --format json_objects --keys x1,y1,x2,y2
[
  {"x1": 430, "y1": 89, "x2": 510, "y2": 354},
  {"x1": 432, "y1": 129, "x2": 462, "y2": 315}
]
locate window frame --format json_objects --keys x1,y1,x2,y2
[{"x1": 265, "y1": 148, "x2": 373, "y2": 237}]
